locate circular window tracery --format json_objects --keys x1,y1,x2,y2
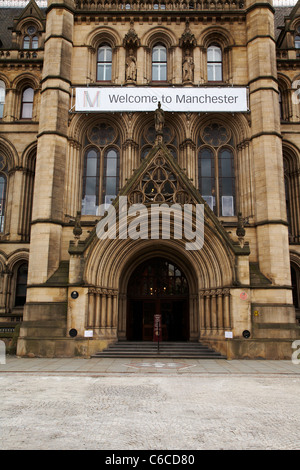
[
  {"x1": 141, "y1": 124, "x2": 178, "y2": 160},
  {"x1": 88, "y1": 123, "x2": 116, "y2": 146},
  {"x1": 202, "y1": 123, "x2": 230, "y2": 147}
]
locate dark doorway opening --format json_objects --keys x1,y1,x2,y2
[{"x1": 127, "y1": 257, "x2": 189, "y2": 341}]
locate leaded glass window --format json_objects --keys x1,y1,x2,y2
[
  {"x1": 82, "y1": 123, "x2": 120, "y2": 215},
  {"x1": 198, "y1": 123, "x2": 235, "y2": 216},
  {"x1": 0, "y1": 80, "x2": 5, "y2": 119},
  {"x1": 128, "y1": 258, "x2": 188, "y2": 297},
  {"x1": 152, "y1": 44, "x2": 167, "y2": 81},
  {"x1": 207, "y1": 45, "x2": 222, "y2": 82},
  {"x1": 97, "y1": 44, "x2": 112, "y2": 81},
  {"x1": 23, "y1": 26, "x2": 38, "y2": 49},
  {"x1": 21, "y1": 87, "x2": 34, "y2": 119},
  {"x1": 0, "y1": 174, "x2": 6, "y2": 232}
]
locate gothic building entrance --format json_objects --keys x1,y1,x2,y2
[{"x1": 126, "y1": 257, "x2": 189, "y2": 341}]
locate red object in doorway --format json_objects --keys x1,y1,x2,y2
[{"x1": 153, "y1": 314, "x2": 162, "y2": 342}]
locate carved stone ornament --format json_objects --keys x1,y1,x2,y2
[
  {"x1": 123, "y1": 24, "x2": 141, "y2": 49},
  {"x1": 179, "y1": 21, "x2": 197, "y2": 49},
  {"x1": 73, "y1": 211, "x2": 82, "y2": 245}
]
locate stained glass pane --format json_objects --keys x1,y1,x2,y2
[
  {"x1": 105, "y1": 177, "x2": 117, "y2": 195},
  {"x1": 32, "y1": 36, "x2": 38, "y2": 49},
  {"x1": 86, "y1": 152, "x2": 97, "y2": 176},
  {"x1": 21, "y1": 102, "x2": 33, "y2": 119},
  {"x1": 23, "y1": 36, "x2": 30, "y2": 49},
  {"x1": 152, "y1": 64, "x2": 159, "y2": 81},
  {"x1": 207, "y1": 45, "x2": 222, "y2": 62},
  {"x1": 201, "y1": 159, "x2": 212, "y2": 177},
  {"x1": 106, "y1": 150, "x2": 117, "y2": 176},
  {"x1": 23, "y1": 87, "x2": 34, "y2": 102},
  {"x1": 86, "y1": 177, "x2": 97, "y2": 195}
]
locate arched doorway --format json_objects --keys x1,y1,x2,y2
[
  {"x1": 127, "y1": 257, "x2": 189, "y2": 341},
  {"x1": 291, "y1": 263, "x2": 300, "y2": 322}
]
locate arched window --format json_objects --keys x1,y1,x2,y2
[
  {"x1": 82, "y1": 148, "x2": 100, "y2": 215},
  {"x1": 0, "y1": 80, "x2": 5, "y2": 119},
  {"x1": 295, "y1": 25, "x2": 300, "y2": 49},
  {"x1": 0, "y1": 173, "x2": 7, "y2": 232},
  {"x1": 198, "y1": 147, "x2": 215, "y2": 210},
  {"x1": 97, "y1": 44, "x2": 112, "y2": 81},
  {"x1": 219, "y1": 148, "x2": 235, "y2": 216},
  {"x1": 82, "y1": 123, "x2": 120, "y2": 215},
  {"x1": 198, "y1": 123, "x2": 235, "y2": 216},
  {"x1": 207, "y1": 44, "x2": 222, "y2": 82},
  {"x1": 152, "y1": 44, "x2": 167, "y2": 81},
  {"x1": 23, "y1": 25, "x2": 39, "y2": 49},
  {"x1": 103, "y1": 148, "x2": 119, "y2": 207},
  {"x1": 15, "y1": 263, "x2": 28, "y2": 307},
  {"x1": 21, "y1": 87, "x2": 34, "y2": 119}
]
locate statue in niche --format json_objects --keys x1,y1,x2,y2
[
  {"x1": 154, "y1": 102, "x2": 165, "y2": 136},
  {"x1": 182, "y1": 49, "x2": 194, "y2": 82},
  {"x1": 125, "y1": 49, "x2": 137, "y2": 81}
]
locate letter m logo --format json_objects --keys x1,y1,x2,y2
[{"x1": 83, "y1": 90, "x2": 100, "y2": 109}]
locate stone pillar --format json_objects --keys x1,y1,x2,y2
[
  {"x1": 246, "y1": 0, "x2": 291, "y2": 289},
  {"x1": 28, "y1": 0, "x2": 74, "y2": 285}
]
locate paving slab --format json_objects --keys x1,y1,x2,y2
[{"x1": 1, "y1": 362, "x2": 300, "y2": 450}]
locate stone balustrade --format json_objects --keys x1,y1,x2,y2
[{"x1": 75, "y1": 0, "x2": 245, "y2": 11}]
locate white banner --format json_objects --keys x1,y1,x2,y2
[{"x1": 75, "y1": 87, "x2": 248, "y2": 113}]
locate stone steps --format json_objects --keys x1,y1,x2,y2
[{"x1": 92, "y1": 341, "x2": 227, "y2": 359}]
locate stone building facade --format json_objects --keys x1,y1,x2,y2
[{"x1": 0, "y1": 0, "x2": 299, "y2": 358}]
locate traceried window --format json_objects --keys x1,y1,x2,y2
[
  {"x1": 23, "y1": 25, "x2": 38, "y2": 49},
  {"x1": 0, "y1": 176, "x2": 7, "y2": 232},
  {"x1": 97, "y1": 44, "x2": 112, "y2": 81},
  {"x1": 0, "y1": 156, "x2": 8, "y2": 232},
  {"x1": 152, "y1": 44, "x2": 167, "y2": 81},
  {"x1": 140, "y1": 124, "x2": 178, "y2": 161},
  {"x1": 128, "y1": 258, "x2": 188, "y2": 297},
  {"x1": 128, "y1": 155, "x2": 192, "y2": 206},
  {"x1": 207, "y1": 45, "x2": 222, "y2": 82},
  {"x1": 82, "y1": 123, "x2": 120, "y2": 215},
  {"x1": 0, "y1": 80, "x2": 5, "y2": 119},
  {"x1": 21, "y1": 87, "x2": 34, "y2": 119},
  {"x1": 198, "y1": 123, "x2": 235, "y2": 216}
]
